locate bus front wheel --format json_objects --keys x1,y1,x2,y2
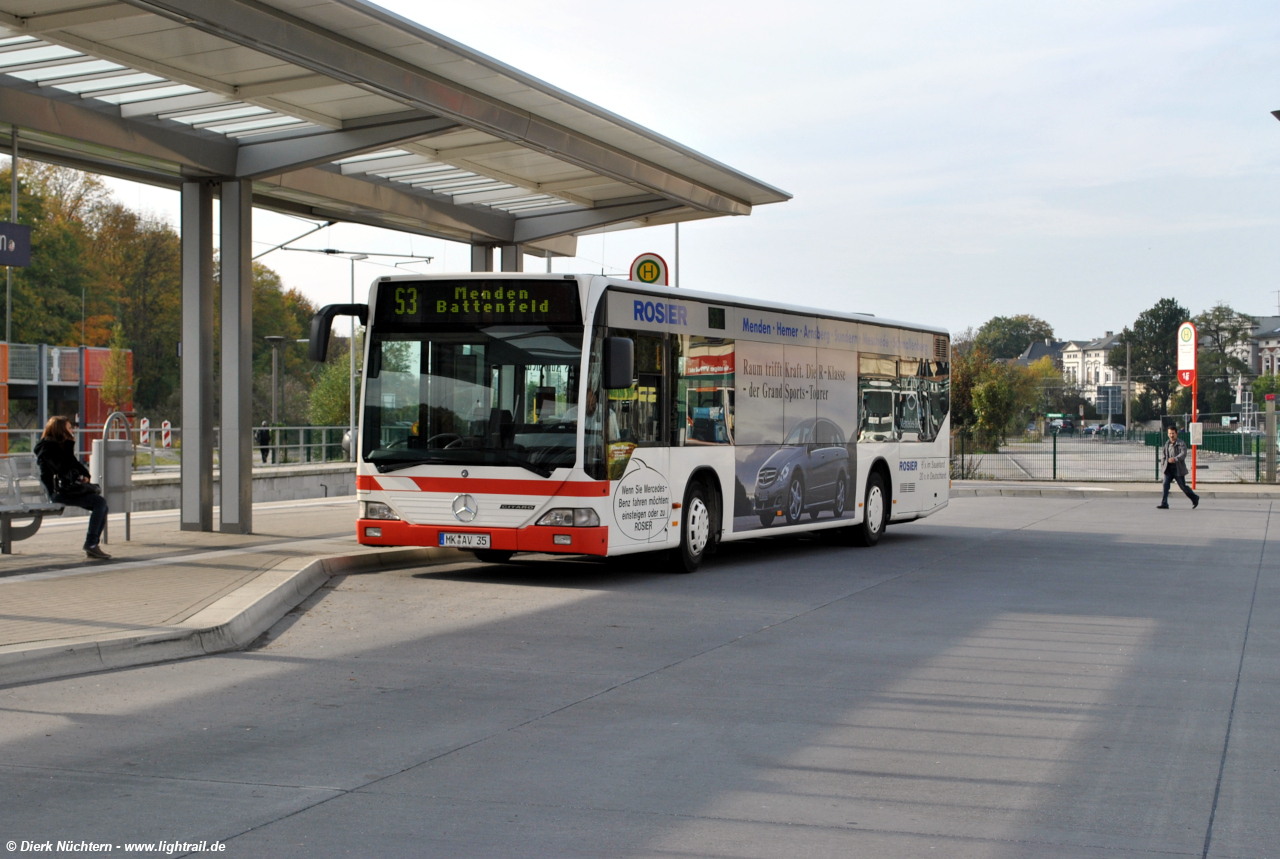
[
  {"x1": 671, "y1": 482, "x2": 714, "y2": 574},
  {"x1": 851, "y1": 472, "x2": 887, "y2": 547}
]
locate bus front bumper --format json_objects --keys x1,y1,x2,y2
[{"x1": 356, "y1": 519, "x2": 608, "y2": 556}]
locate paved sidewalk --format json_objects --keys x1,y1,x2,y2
[{"x1": 0, "y1": 498, "x2": 455, "y2": 685}]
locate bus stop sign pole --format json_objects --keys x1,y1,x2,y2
[{"x1": 1177, "y1": 321, "x2": 1197, "y2": 490}]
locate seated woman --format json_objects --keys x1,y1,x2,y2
[{"x1": 34, "y1": 416, "x2": 110, "y2": 560}]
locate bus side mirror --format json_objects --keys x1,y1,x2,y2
[
  {"x1": 308, "y1": 303, "x2": 369, "y2": 362},
  {"x1": 602, "y1": 337, "x2": 634, "y2": 390}
]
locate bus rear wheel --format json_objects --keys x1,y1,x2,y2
[
  {"x1": 671, "y1": 482, "x2": 714, "y2": 574},
  {"x1": 851, "y1": 471, "x2": 887, "y2": 547},
  {"x1": 474, "y1": 549, "x2": 514, "y2": 563}
]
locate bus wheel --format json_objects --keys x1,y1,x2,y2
[
  {"x1": 671, "y1": 482, "x2": 713, "y2": 573},
  {"x1": 784, "y1": 475, "x2": 805, "y2": 525},
  {"x1": 474, "y1": 549, "x2": 514, "y2": 563},
  {"x1": 833, "y1": 473, "x2": 848, "y2": 517},
  {"x1": 851, "y1": 472, "x2": 887, "y2": 547}
]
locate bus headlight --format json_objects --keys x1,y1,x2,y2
[
  {"x1": 536, "y1": 508, "x2": 601, "y2": 527},
  {"x1": 362, "y1": 501, "x2": 400, "y2": 520}
]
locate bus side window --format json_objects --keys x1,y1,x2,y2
[
  {"x1": 607, "y1": 329, "x2": 664, "y2": 446},
  {"x1": 859, "y1": 384, "x2": 896, "y2": 443},
  {"x1": 678, "y1": 335, "x2": 735, "y2": 445}
]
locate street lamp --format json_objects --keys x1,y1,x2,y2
[
  {"x1": 348, "y1": 254, "x2": 367, "y2": 461},
  {"x1": 264, "y1": 335, "x2": 285, "y2": 424}
]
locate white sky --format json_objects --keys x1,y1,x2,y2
[{"x1": 96, "y1": 0, "x2": 1280, "y2": 340}]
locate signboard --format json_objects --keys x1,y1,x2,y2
[
  {"x1": 1096, "y1": 384, "x2": 1123, "y2": 415},
  {"x1": 373, "y1": 279, "x2": 581, "y2": 330},
  {"x1": 1177, "y1": 321, "x2": 1196, "y2": 386},
  {"x1": 1189, "y1": 422, "x2": 1203, "y2": 446},
  {"x1": 629, "y1": 253, "x2": 668, "y2": 286},
  {"x1": 0, "y1": 222, "x2": 31, "y2": 268}
]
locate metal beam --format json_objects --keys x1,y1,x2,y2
[
  {"x1": 0, "y1": 4, "x2": 150, "y2": 34},
  {"x1": 235, "y1": 116, "x2": 458, "y2": 179},
  {"x1": 256, "y1": 167, "x2": 513, "y2": 242},
  {"x1": 0, "y1": 83, "x2": 235, "y2": 176},
  {"x1": 219, "y1": 179, "x2": 253, "y2": 534},
  {"x1": 180, "y1": 181, "x2": 214, "y2": 532},
  {"x1": 471, "y1": 245, "x2": 493, "y2": 272},
  {"x1": 513, "y1": 199, "x2": 684, "y2": 244},
  {"x1": 122, "y1": 0, "x2": 754, "y2": 215}
]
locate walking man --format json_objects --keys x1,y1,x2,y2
[
  {"x1": 255, "y1": 421, "x2": 271, "y2": 464},
  {"x1": 1158, "y1": 425, "x2": 1199, "y2": 509}
]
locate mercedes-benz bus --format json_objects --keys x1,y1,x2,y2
[{"x1": 309, "y1": 274, "x2": 950, "y2": 572}]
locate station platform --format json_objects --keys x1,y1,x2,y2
[{"x1": 0, "y1": 498, "x2": 456, "y2": 686}]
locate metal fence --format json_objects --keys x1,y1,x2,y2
[
  {"x1": 0, "y1": 425, "x2": 351, "y2": 471},
  {"x1": 952, "y1": 429, "x2": 1263, "y2": 483}
]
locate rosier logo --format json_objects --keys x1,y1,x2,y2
[{"x1": 899, "y1": 460, "x2": 918, "y2": 471}]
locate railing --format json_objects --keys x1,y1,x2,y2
[
  {"x1": 0, "y1": 425, "x2": 351, "y2": 471},
  {"x1": 8, "y1": 344, "x2": 37, "y2": 382},
  {"x1": 952, "y1": 426, "x2": 1264, "y2": 483}
]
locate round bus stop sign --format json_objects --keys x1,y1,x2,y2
[
  {"x1": 629, "y1": 253, "x2": 668, "y2": 286},
  {"x1": 1177, "y1": 321, "x2": 1196, "y2": 386}
]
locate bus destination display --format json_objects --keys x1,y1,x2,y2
[{"x1": 374, "y1": 279, "x2": 581, "y2": 329}]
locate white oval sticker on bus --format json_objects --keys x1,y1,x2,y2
[{"x1": 613, "y1": 457, "x2": 671, "y2": 542}]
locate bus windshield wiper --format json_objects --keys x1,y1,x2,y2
[
  {"x1": 490, "y1": 451, "x2": 554, "y2": 479},
  {"x1": 368, "y1": 450, "x2": 554, "y2": 478}
]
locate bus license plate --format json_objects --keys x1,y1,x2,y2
[{"x1": 439, "y1": 532, "x2": 490, "y2": 549}]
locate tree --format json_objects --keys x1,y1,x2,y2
[
  {"x1": 308, "y1": 353, "x2": 352, "y2": 426},
  {"x1": 973, "y1": 314, "x2": 1054, "y2": 360},
  {"x1": 1192, "y1": 303, "x2": 1252, "y2": 414},
  {"x1": 100, "y1": 323, "x2": 132, "y2": 413},
  {"x1": 972, "y1": 375, "x2": 1017, "y2": 444},
  {"x1": 1252, "y1": 374, "x2": 1280, "y2": 403},
  {"x1": 1108, "y1": 298, "x2": 1189, "y2": 417}
]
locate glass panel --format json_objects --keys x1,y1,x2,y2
[
  {"x1": 859, "y1": 381, "x2": 896, "y2": 442},
  {"x1": 607, "y1": 330, "x2": 664, "y2": 445},
  {"x1": 679, "y1": 335, "x2": 735, "y2": 445},
  {"x1": 361, "y1": 325, "x2": 582, "y2": 473}
]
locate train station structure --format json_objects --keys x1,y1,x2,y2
[{"x1": 0, "y1": 0, "x2": 789, "y2": 534}]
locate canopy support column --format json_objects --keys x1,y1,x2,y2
[
  {"x1": 470, "y1": 244, "x2": 493, "y2": 272},
  {"x1": 180, "y1": 181, "x2": 214, "y2": 532},
  {"x1": 219, "y1": 179, "x2": 253, "y2": 534},
  {"x1": 500, "y1": 244, "x2": 523, "y2": 272}
]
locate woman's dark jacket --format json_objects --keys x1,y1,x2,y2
[{"x1": 34, "y1": 437, "x2": 90, "y2": 497}]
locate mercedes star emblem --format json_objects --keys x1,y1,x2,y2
[{"x1": 452, "y1": 493, "x2": 478, "y2": 522}]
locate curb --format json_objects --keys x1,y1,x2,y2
[{"x1": 0, "y1": 545, "x2": 463, "y2": 687}]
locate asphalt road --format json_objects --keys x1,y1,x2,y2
[{"x1": 2, "y1": 496, "x2": 1277, "y2": 858}]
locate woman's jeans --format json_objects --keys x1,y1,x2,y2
[{"x1": 54, "y1": 491, "x2": 108, "y2": 548}]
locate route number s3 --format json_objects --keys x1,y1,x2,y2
[{"x1": 395, "y1": 286, "x2": 418, "y2": 315}]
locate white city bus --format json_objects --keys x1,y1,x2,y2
[{"x1": 309, "y1": 274, "x2": 950, "y2": 572}]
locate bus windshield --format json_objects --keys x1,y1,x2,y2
[{"x1": 361, "y1": 325, "x2": 583, "y2": 475}]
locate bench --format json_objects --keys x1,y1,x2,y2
[{"x1": 0, "y1": 453, "x2": 64, "y2": 554}]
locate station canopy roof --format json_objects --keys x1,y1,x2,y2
[{"x1": 0, "y1": 0, "x2": 790, "y2": 256}]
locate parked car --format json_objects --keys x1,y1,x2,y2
[
  {"x1": 754, "y1": 418, "x2": 850, "y2": 527},
  {"x1": 1049, "y1": 419, "x2": 1076, "y2": 435},
  {"x1": 1083, "y1": 422, "x2": 1125, "y2": 436}
]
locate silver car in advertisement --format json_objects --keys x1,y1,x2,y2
[{"x1": 753, "y1": 418, "x2": 851, "y2": 527}]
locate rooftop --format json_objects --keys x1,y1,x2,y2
[{"x1": 0, "y1": 0, "x2": 790, "y2": 254}]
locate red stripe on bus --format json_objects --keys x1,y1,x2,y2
[{"x1": 357, "y1": 474, "x2": 608, "y2": 497}]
